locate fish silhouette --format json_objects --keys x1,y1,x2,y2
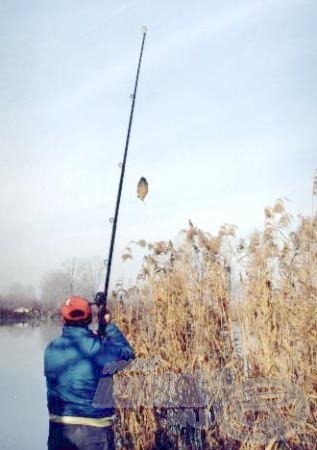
[{"x1": 137, "y1": 177, "x2": 148, "y2": 201}]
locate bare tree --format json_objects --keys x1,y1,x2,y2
[
  {"x1": 76, "y1": 256, "x2": 104, "y2": 301},
  {"x1": 62, "y1": 258, "x2": 79, "y2": 294},
  {"x1": 40, "y1": 256, "x2": 104, "y2": 308},
  {"x1": 4, "y1": 283, "x2": 37, "y2": 309},
  {"x1": 40, "y1": 270, "x2": 74, "y2": 309}
]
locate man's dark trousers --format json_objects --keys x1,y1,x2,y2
[{"x1": 48, "y1": 422, "x2": 115, "y2": 450}]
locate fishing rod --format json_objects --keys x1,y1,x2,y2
[{"x1": 96, "y1": 27, "x2": 148, "y2": 337}]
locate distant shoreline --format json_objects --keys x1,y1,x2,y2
[{"x1": 0, "y1": 308, "x2": 60, "y2": 326}]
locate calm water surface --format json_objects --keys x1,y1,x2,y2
[{"x1": 0, "y1": 323, "x2": 60, "y2": 450}]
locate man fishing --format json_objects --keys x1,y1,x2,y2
[
  {"x1": 44, "y1": 27, "x2": 147, "y2": 450},
  {"x1": 44, "y1": 294, "x2": 134, "y2": 450}
]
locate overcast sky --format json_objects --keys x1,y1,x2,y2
[{"x1": 0, "y1": 0, "x2": 316, "y2": 294}]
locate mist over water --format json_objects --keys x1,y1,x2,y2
[{"x1": 0, "y1": 324, "x2": 59, "y2": 450}]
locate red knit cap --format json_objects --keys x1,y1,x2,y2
[{"x1": 61, "y1": 296, "x2": 92, "y2": 321}]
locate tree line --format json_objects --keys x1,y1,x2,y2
[{"x1": 0, "y1": 256, "x2": 104, "y2": 313}]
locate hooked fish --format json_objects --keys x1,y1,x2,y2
[{"x1": 137, "y1": 177, "x2": 148, "y2": 201}]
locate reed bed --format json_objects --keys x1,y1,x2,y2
[{"x1": 110, "y1": 199, "x2": 316, "y2": 450}]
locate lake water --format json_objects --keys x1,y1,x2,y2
[
  {"x1": 0, "y1": 323, "x2": 60, "y2": 450},
  {"x1": 0, "y1": 323, "x2": 205, "y2": 450}
]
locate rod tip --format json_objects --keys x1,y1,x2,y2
[{"x1": 141, "y1": 26, "x2": 148, "y2": 34}]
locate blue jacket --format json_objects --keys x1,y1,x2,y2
[{"x1": 44, "y1": 324, "x2": 134, "y2": 418}]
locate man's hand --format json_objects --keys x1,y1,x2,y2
[{"x1": 104, "y1": 311, "x2": 111, "y2": 324}]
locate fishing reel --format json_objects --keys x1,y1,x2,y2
[{"x1": 93, "y1": 291, "x2": 107, "y2": 308}]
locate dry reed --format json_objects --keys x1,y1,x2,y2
[{"x1": 108, "y1": 198, "x2": 316, "y2": 450}]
